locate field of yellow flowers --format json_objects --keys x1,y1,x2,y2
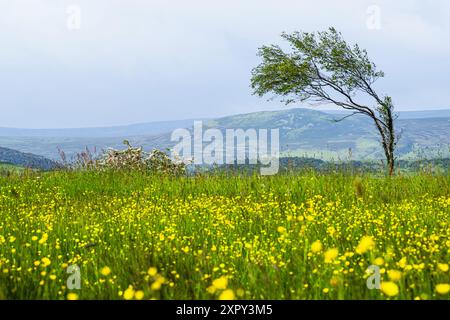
[{"x1": 0, "y1": 170, "x2": 449, "y2": 300}]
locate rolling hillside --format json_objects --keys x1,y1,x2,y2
[
  {"x1": 0, "y1": 147, "x2": 58, "y2": 170},
  {"x1": 0, "y1": 119, "x2": 197, "y2": 138},
  {"x1": 0, "y1": 108, "x2": 449, "y2": 161}
]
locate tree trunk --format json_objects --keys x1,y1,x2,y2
[
  {"x1": 373, "y1": 117, "x2": 395, "y2": 176},
  {"x1": 386, "y1": 107, "x2": 396, "y2": 176},
  {"x1": 388, "y1": 153, "x2": 395, "y2": 176}
]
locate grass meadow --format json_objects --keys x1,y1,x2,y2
[{"x1": 0, "y1": 169, "x2": 449, "y2": 300}]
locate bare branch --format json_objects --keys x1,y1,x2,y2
[{"x1": 329, "y1": 111, "x2": 363, "y2": 123}]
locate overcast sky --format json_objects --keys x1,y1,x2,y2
[{"x1": 1, "y1": 0, "x2": 449, "y2": 128}]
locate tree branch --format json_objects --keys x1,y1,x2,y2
[{"x1": 329, "y1": 111, "x2": 363, "y2": 123}]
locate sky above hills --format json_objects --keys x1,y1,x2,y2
[{"x1": 1, "y1": 0, "x2": 450, "y2": 128}]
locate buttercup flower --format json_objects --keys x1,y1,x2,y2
[
  {"x1": 356, "y1": 236, "x2": 375, "y2": 254},
  {"x1": 381, "y1": 282, "x2": 399, "y2": 297},
  {"x1": 435, "y1": 284, "x2": 450, "y2": 295},
  {"x1": 219, "y1": 289, "x2": 235, "y2": 300},
  {"x1": 324, "y1": 248, "x2": 339, "y2": 263}
]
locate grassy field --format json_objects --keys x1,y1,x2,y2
[{"x1": 0, "y1": 169, "x2": 449, "y2": 300}]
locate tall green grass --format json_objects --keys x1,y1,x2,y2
[{"x1": 0, "y1": 169, "x2": 449, "y2": 300}]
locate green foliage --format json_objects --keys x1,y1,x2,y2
[
  {"x1": 251, "y1": 28, "x2": 384, "y2": 104},
  {"x1": 251, "y1": 28, "x2": 398, "y2": 174}
]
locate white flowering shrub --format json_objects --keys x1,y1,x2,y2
[
  {"x1": 96, "y1": 140, "x2": 187, "y2": 175},
  {"x1": 63, "y1": 141, "x2": 187, "y2": 176}
]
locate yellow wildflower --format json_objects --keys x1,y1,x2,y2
[
  {"x1": 356, "y1": 236, "x2": 375, "y2": 254},
  {"x1": 387, "y1": 270, "x2": 402, "y2": 282},
  {"x1": 207, "y1": 286, "x2": 217, "y2": 294},
  {"x1": 212, "y1": 276, "x2": 228, "y2": 290},
  {"x1": 277, "y1": 226, "x2": 287, "y2": 234},
  {"x1": 437, "y1": 263, "x2": 449, "y2": 272},
  {"x1": 41, "y1": 257, "x2": 51, "y2": 267},
  {"x1": 134, "y1": 290, "x2": 145, "y2": 300},
  {"x1": 435, "y1": 284, "x2": 450, "y2": 295},
  {"x1": 398, "y1": 257, "x2": 407, "y2": 269},
  {"x1": 67, "y1": 293, "x2": 79, "y2": 300},
  {"x1": 123, "y1": 286, "x2": 135, "y2": 300},
  {"x1": 311, "y1": 240, "x2": 323, "y2": 253},
  {"x1": 324, "y1": 248, "x2": 339, "y2": 263},
  {"x1": 101, "y1": 266, "x2": 111, "y2": 276},
  {"x1": 381, "y1": 282, "x2": 399, "y2": 297},
  {"x1": 148, "y1": 267, "x2": 158, "y2": 277},
  {"x1": 219, "y1": 289, "x2": 235, "y2": 300},
  {"x1": 373, "y1": 257, "x2": 384, "y2": 266}
]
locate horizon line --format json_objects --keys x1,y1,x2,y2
[{"x1": 1, "y1": 107, "x2": 450, "y2": 131}]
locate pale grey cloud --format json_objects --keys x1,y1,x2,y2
[{"x1": 0, "y1": 0, "x2": 449, "y2": 128}]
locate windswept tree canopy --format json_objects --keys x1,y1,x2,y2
[{"x1": 251, "y1": 28, "x2": 398, "y2": 175}]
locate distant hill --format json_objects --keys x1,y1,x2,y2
[
  {"x1": 0, "y1": 119, "x2": 197, "y2": 138},
  {"x1": 324, "y1": 109, "x2": 450, "y2": 120},
  {"x1": 0, "y1": 147, "x2": 58, "y2": 170},
  {"x1": 1, "y1": 108, "x2": 449, "y2": 161},
  {"x1": 203, "y1": 108, "x2": 450, "y2": 160}
]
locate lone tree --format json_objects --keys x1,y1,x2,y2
[{"x1": 251, "y1": 28, "x2": 398, "y2": 175}]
